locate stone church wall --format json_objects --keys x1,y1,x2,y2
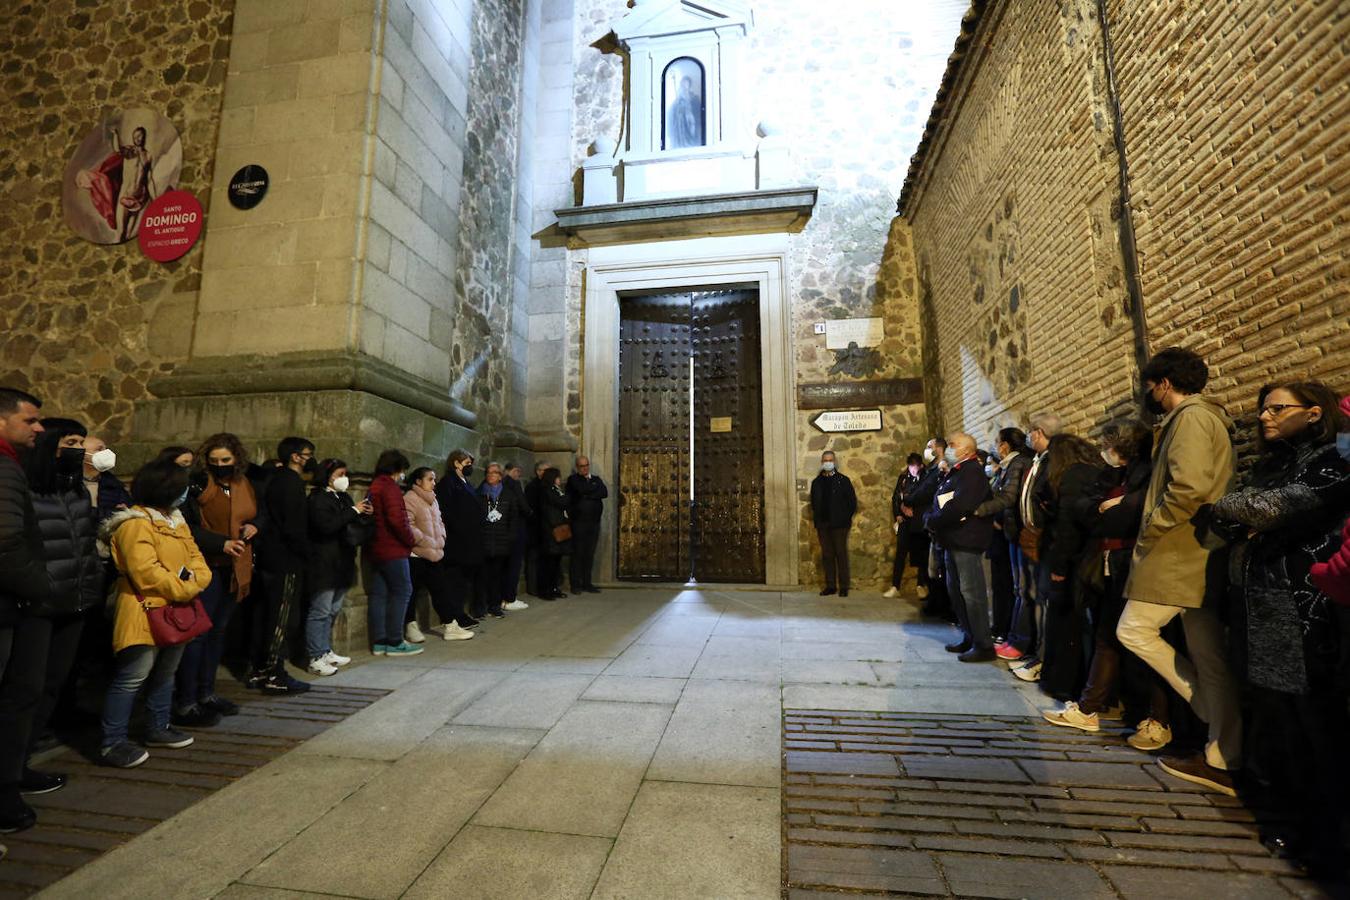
[
  {"x1": 908, "y1": 0, "x2": 1349, "y2": 453},
  {"x1": 0, "y1": 0, "x2": 237, "y2": 438},
  {"x1": 562, "y1": 0, "x2": 964, "y2": 587}
]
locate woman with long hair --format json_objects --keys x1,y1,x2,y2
[
  {"x1": 537, "y1": 467, "x2": 571, "y2": 600},
  {"x1": 366, "y1": 450, "x2": 422, "y2": 656},
  {"x1": 174, "y1": 433, "x2": 263, "y2": 725},
  {"x1": 99, "y1": 459, "x2": 212, "y2": 768},
  {"x1": 1210, "y1": 380, "x2": 1350, "y2": 876},
  {"x1": 437, "y1": 449, "x2": 488, "y2": 620},
  {"x1": 305, "y1": 459, "x2": 369, "y2": 674},
  {"x1": 21, "y1": 418, "x2": 102, "y2": 793},
  {"x1": 404, "y1": 467, "x2": 474, "y2": 642}
]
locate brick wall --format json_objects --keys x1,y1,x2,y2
[{"x1": 906, "y1": 0, "x2": 1349, "y2": 450}]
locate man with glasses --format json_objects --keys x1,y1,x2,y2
[
  {"x1": 566, "y1": 456, "x2": 607, "y2": 593},
  {"x1": 250, "y1": 436, "x2": 318, "y2": 694},
  {"x1": 1116, "y1": 347, "x2": 1241, "y2": 796},
  {"x1": 1005, "y1": 412, "x2": 1061, "y2": 682}
]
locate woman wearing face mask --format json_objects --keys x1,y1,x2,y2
[
  {"x1": 537, "y1": 467, "x2": 571, "y2": 600},
  {"x1": 885, "y1": 453, "x2": 929, "y2": 599},
  {"x1": 305, "y1": 459, "x2": 372, "y2": 674},
  {"x1": 977, "y1": 428, "x2": 1034, "y2": 659},
  {"x1": 174, "y1": 433, "x2": 264, "y2": 725},
  {"x1": 153, "y1": 446, "x2": 195, "y2": 469},
  {"x1": 403, "y1": 466, "x2": 474, "y2": 642},
  {"x1": 1208, "y1": 381, "x2": 1350, "y2": 875},
  {"x1": 478, "y1": 462, "x2": 529, "y2": 616},
  {"x1": 98, "y1": 458, "x2": 212, "y2": 768},
  {"x1": 437, "y1": 449, "x2": 491, "y2": 618},
  {"x1": 20, "y1": 419, "x2": 103, "y2": 794},
  {"x1": 366, "y1": 450, "x2": 423, "y2": 656},
  {"x1": 1042, "y1": 422, "x2": 1174, "y2": 750}
]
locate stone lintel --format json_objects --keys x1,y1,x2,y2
[
  {"x1": 148, "y1": 350, "x2": 476, "y2": 429},
  {"x1": 554, "y1": 187, "x2": 817, "y2": 247}
]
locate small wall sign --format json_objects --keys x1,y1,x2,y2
[
  {"x1": 810, "y1": 410, "x2": 883, "y2": 433},
  {"x1": 227, "y1": 164, "x2": 269, "y2": 209},
  {"x1": 825, "y1": 317, "x2": 884, "y2": 350},
  {"x1": 798, "y1": 378, "x2": 924, "y2": 410},
  {"x1": 138, "y1": 190, "x2": 203, "y2": 263},
  {"x1": 710, "y1": 416, "x2": 732, "y2": 433}
]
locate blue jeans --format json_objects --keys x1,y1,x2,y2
[
  {"x1": 175, "y1": 564, "x2": 235, "y2": 709},
  {"x1": 946, "y1": 549, "x2": 993, "y2": 650},
  {"x1": 367, "y1": 558, "x2": 412, "y2": 647},
  {"x1": 306, "y1": 587, "x2": 348, "y2": 660},
  {"x1": 102, "y1": 643, "x2": 186, "y2": 747},
  {"x1": 1004, "y1": 538, "x2": 1040, "y2": 653}
]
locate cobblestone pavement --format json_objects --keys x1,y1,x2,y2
[
  {"x1": 0, "y1": 683, "x2": 388, "y2": 898},
  {"x1": 783, "y1": 710, "x2": 1343, "y2": 899}
]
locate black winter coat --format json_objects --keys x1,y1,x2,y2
[
  {"x1": 438, "y1": 475, "x2": 486, "y2": 567},
  {"x1": 504, "y1": 475, "x2": 531, "y2": 536},
  {"x1": 1211, "y1": 440, "x2": 1350, "y2": 694},
  {"x1": 524, "y1": 477, "x2": 546, "y2": 546},
  {"x1": 478, "y1": 483, "x2": 525, "y2": 558},
  {"x1": 810, "y1": 472, "x2": 857, "y2": 528},
  {"x1": 976, "y1": 450, "x2": 1034, "y2": 538},
  {"x1": 89, "y1": 471, "x2": 133, "y2": 524},
  {"x1": 181, "y1": 470, "x2": 270, "y2": 566},
  {"x1": 891, "y1": 469, "x2": 927, "y2": 535},
  {"x1": 1040, "y1": 462, "x2": 1103, "y2": 578},
  {"x1": 566, "y1": 473, "x2": 608, "y2": 524},
  {"x1": 257, "y1": 467, "x2": 309, "y2": 573},
  {"x1": 923, "y1": 458, "x2": 993, "y2": 553},
  {"x1": 0, "y1": 451, "x2": 49, "y2": 624},
  {"x1": 541, "y1": 485, "x2": 572, "y2": 556},
  {"x1": 31, "y1": 486, "x2": 102, "y2": 617},
  {"x1": 906, "y1": 462, "x2": 946, "y2": 519},
  {"x1": 307, "y1": 488, "x2": 361, "y2": 592}
]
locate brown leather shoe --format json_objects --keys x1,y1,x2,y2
[{"x1": 1158, "y1": 753, "x2": 1236, "y2": 797}]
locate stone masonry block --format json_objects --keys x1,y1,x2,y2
[
  {"x1": 267, "y1": 19, "x2": 343, "y2": 65},
  {"x1": 253, "y1": 97, "x2": 336, "y2": 141},
  {"x1": 199, "y1": 264, "x2": 318, "y2": 314}
]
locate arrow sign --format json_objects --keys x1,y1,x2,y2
[{"x1": 810, "y1": 409, "x2": 882, "y2": 433}]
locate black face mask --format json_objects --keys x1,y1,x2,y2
[
  {"x1": 209, "y1": 463, "x2": 236, "y2": 482},
  {"x1": 56, "y1": 446, "x2": 85, "y2": 477},
  {"x1": 301, "y1": 457, "x2": 319, "y2": 475},
  {"x1": 461, "y1": 464, "x2": 474, "y2": 478},
  {"x1": 1143, "y1": 390, "x2": 1166, "y2": 416}
]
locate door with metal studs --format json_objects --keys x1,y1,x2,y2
[{"x1": 617, "y1": 289, "x2": 765, "y2": 583}]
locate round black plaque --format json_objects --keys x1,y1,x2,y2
[{"x1": 227, "y1": 165, "x2": 269, "y2": 210}]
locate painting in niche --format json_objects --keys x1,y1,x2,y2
[{"x1": 662, "y1": 57, "x2": 706, "y2": 150}]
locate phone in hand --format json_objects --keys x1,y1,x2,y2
[{"x1": 178, "y1": 566, "x2": 192, "y2": 581}]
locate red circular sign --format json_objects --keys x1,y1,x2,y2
[{"x1": 137, "y1": 189, "x2": 204, "y2": 262}]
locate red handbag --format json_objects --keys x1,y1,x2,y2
[{"x1": 132, "y1": 583, "x2": 212, "y2": 647}]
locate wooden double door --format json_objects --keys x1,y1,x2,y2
[{"x1": 616, "y1": 289, "x2": 766, "y2": 583}]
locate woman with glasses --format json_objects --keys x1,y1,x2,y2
[{"x1": 1209, "y1": 380, "x2": 1350, "y2": 877}]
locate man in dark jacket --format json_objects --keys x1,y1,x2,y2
[
  {"x1": 810, "y1": 450, "x2": 857, "y2": 597},
  {"x1": 80, "y1": 434, "x2": 132, "y2": 524},
  {"x1": 0, "y1": 388, "x2": 52, "y2": 833},
  {"x1": 924, "y1": 434, "x2": 995, "y2": 661},
  {"x1": 248, "y1": 436, "x2": 315, "y2": 694},
  {"x1": 523, "y1": 461, "x2": 549, "y2": 597},
  {"x1": 566, "y1": 456, "x2": 607, "y2": 593},
  {"x1": 502, "y1": 463, "x2": 530, "y2": 608},
  {"x1": 976, "y1": 427, "x2": 1035, "y2": 660},
  {"x1": 904, "y1": 438, "x2": 952, "y2": 616}
]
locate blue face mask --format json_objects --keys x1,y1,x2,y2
[
  {"x1": 1338, "y1": 432, "x2": 1350, "y2": 464},
  {"x1": 171, "y1": 488, "x2": 189, "y2": 509},
  {"x1": 943, "y1": 448, "x2": 958, "y2": 464}
]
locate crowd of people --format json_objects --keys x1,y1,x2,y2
[
  {"x1": 0, "y1": 384, "x2": 612, "y2": 846},
  {"x1": 841, "y1": 347, "x2": 1348, "y2": 876}
]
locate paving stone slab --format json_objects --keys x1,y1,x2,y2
[
  {"x1": 787, "y1": 844, "x2": 945, "y2": 895},
  {"x1": 938, "y1": 854, "x2": 1116, "y2": 899},
  {"x1": 403, "y1": 825, "x2": 612, "y2": 900},
  {"x1": 1100, "y1": 864, "x2": 1291, "y2": 899}
]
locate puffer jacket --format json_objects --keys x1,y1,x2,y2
[
  {"x1": 479, "y1": 481, "x2": 525, "y2": 558},
  {"x1": 0, "y1": 444, "x2": 49, "y2": 624},
  {"x1": 102, "y1": 506, "x2": 213, "y2": 653},
  {"x1": 404, "y1": 484, "x2": 446, "y2": 563},
  {"x1": 976, "y1": 450, "x2": 1034, "y2": 538},
  {"x1": 31, "y1": 486, "x2": 102, "y2": 617}
]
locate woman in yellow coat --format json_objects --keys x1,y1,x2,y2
[{"x1": 97, "y1": 458, "x2": 211, "y2": 768}]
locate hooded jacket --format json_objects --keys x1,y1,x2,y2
[
  {"x1": 404, "y1": 484, "x2": 446, "y2": 563},
  {"x1": 101, "y1": 506, "x2": 213, "y2": 652},
  {"x1": 1124, "y1": 394, "x2": 1235, "y2": 608}
]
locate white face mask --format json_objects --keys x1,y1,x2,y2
[
  {"x1": 331, "y1": 475, "x2": 350, "y2": 492},
  {"x1": 89, "y1": 448, "x2": 116, "y2": 473},
  {"x1": 1100, "y1": 449, "x2": 1122, "y2": 468},
  {"x1": 821, "y1": 461, "x2": 836, "y2": 472},
  {"x1": 922, "y1": 447, "x2": 935, "y2": 463},
  {"x1": 984, "y1": 464, "x2": 995, "y2": 478}
]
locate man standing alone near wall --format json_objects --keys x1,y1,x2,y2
[
  {"x1": 810, "y1": 450, "x2": 856, "y2": 597},
  {"x1": 566, "y1": 456, "x2": 607, "y2": 594}
]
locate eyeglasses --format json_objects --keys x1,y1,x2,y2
[{"x1": 1259, "y1": 404, "x2": 1310, "y2": 417}]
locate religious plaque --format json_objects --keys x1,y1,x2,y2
[{"x1": 797, "y1": 378, "x2": 924, "y2": 410}]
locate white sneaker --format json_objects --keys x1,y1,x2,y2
[
  {"x1": 916, "y1": 585, "x2": 929, "y2": 599},
  {"x1": 442, "y1": 623, "x2": 475, "y2": 641},
  {"x1": 308, "y1": 658, "x2": 338, "y2": 676},
  {"x1": 882, "y1": 586, "x2": 901, "y2": 599},
  {"x1": 1127, "y1": 718, "x2": 1173, "y2": 751},
  {"x1": 1011, "y1": 660, "x2": 1042, "y2": 683},
  {"x1": 405, "y1": 621, "x2": 426, "y2": 644},
  {"x1": 1042, "y1": 701, "x2": 1099, "y2": 732},
  {"x1": 503, "y1": 599, "x2": 529, "y2": 610},
  {"x1": 323, "y1": 650, "x2": 351, "y2": 667}
]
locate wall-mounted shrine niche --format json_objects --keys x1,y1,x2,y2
[{"x1": 581, "y1": 0, "x2": 796, "y2": 206}]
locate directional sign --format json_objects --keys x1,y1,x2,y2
[{"x1": 810, "y1": 409, "x2": 882, "y2": 433}]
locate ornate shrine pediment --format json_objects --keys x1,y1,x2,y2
[{"x1": 614, "y1": 0, "x2": 752, "y2": 43}]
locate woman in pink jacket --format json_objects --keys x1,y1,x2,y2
[
  {"x1": 1309, "y1": 395, "x2": 1350, "y2": 607},
  {"x1": 404, "y1": 468, "x2": 474, "y2": 642}
]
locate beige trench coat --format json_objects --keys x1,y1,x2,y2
[{"x1": 1123, "y1": 394, "x2": 1235, "y2": 608}]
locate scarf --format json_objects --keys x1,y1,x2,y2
[
  {"x1": 197, "y1": 475, "x2": 257, "y2": 601},
  {"x1": 481, "y1": 480, "x2": 503, "y2": 500}
]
